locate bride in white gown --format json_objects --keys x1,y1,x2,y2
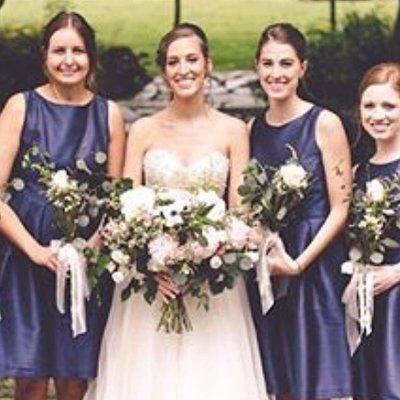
[{"x1": 85, "y1": 23, "x2": 268, "y2": 400}]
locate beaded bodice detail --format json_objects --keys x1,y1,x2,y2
[{"x1": 143, "y1": 149, "x2": 229, "y2": 197}]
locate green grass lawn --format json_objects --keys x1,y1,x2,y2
[{"x1": 1, "y1": 0, "x2": 397, "y2": 71}]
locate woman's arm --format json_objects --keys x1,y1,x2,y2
[
  {"x1": 107, "y1": 100, "x2": 126, "y2": 178},
  {"x1": 123, "y1": 117, "x2": 152, "y2": 184},
  {"x1": 228, "y1": 119, "x2": 250, "y2": 208},
  {"x1": 0, "y1": 94, "x2": 60, "y2": 270},
  {"x1": 296, "y1": 110, "x2": 352, "y2": 271}
]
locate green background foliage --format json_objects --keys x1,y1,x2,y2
[{"x1": 0, "y1": 0, "x2": 396, "y2": 72}]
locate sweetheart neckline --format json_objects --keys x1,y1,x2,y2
[{"x1": 144, "y1": 148, "x2": 230, "y2": 169}]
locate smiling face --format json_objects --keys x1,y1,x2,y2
[
  {"x1": 360, "y1": 82, "x2": 400, "y2": 143},
  {"x1": 44, "y1": 27, "x2": 90, "y2": 87},
  {"x1": 256, "y1": 39, "x2": 307, "y2": 102},
  {"x1": 163, "y1": 35, "x2": 211, "y2": 99}
]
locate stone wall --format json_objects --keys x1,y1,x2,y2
[{"x1": 119, "y1": 70, "x2": 265, "y2": 124}]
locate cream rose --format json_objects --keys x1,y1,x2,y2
[
  {"x1": 120, "y1": 186, "x2": 156, "y2": 221},
  {"x1": 51, "y1": 170, "x2": 70, "y2": 191},
  {"x1": 279, "y1": 163, "x2": 307, "y2": 189},
  {"x1": 366, "y1": 179, "x2": 385, "y2": 203}
]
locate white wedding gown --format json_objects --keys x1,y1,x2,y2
[{"x1": 85, "y1": 149, "x2": 269, "y2": 400}]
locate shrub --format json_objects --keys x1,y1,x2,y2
[{"x1": 306, "y1": 12, "x2": 392, "y2": 112}]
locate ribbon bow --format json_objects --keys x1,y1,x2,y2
[
  {"x1": 52, "y1": 240, "x2": 91, "y2": 337},
  {"x1": 341, "y1": 260, "x2": 374, "y2": 355}
]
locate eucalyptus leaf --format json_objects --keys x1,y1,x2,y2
[
  {"x1": 78, "y1": 215, "x2": 90, "y2": 227},
  {"x1": 223, "y1": 253, "x2": 237, "y2": 264},
  {"x1": 382, "y1": 237, "x2": 400, "y2": 249},
  {"x1": 239, "y1": 256, "x2": 253, "y2": 271},
  {"x1": 369, "y1": 252, "x2": 384, "y2": 264},
  {"x1": 276, "y1": 207, "x2": 287, "y2": 221},
  {"x1": 11, "y1": 178, "x2": 25, "y2": 191},
  {"x1": 349, "y1": 247, "x2": 362, "y2": 261},
  {"x1": 95, "y1": 152, "x2": 107, "y2": 164}
]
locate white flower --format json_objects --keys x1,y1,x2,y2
[
  {"x1": 196, "y1": 189, "x2": 226, "y2": 221},
  {"x1": 51, "y1": 170, "x2": 70, "y2": 191},
  {"x1": 160, "y1": 204, "x2": 184, "y2": 227},
  {"x1": 226, "y1": 216, "x2": 251, "y2": 250},
  {"x1": 278, "y1": 163, "x2": 307, "y2": 189},
  {"x1": 111, "y1": 249, "x2": 130, "y2": 266},
  {"x1": 245, "y1": 250, "x2": 259, "y2": 263},
  {"x1": 111, "y1": 271, "x2": 125, "y2": 283},
  {"x1": 366, "y1": 179, "x2": 386, "y2": 203},
  {"x1": 159, "y1": 188, "x2": 192, "y2": 227},
  {"x1": 106, "y1": 261, "x2": 117, "y2": 273},
  {"x1": 120, "y1": 186, "x2": 156, "y2": 221},
  {"x1": 210, "y1": 255, "x2": 223, "y2": 269},
  {"x1": 148, "y1": 234, "x2": 179, "y2": 266},
  {"x1": 202, "y1": 226, "x2": 226, "y2": 257}
]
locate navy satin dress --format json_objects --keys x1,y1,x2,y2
[
  {"x1": 0, "y1": 90, "x2": 113, "y2": 378},
  {"x1": 353, "y1": 159, "x2": 400, "y2": 400},
  {"x1": 247, "y1": 106, "x2": 352, "y2": 399}
]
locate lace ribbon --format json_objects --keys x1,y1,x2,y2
[
  {"x1": 52, "y1": 240, "x2": 91, "y2": 337},
  {"x1": 341, "y1": 261, "x2": 374, "y2": 355}
]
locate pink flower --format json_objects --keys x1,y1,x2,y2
[
  {"x1": 148, "y1": 234, "x2": 179, "y2": 269},
  {"x1": 226, "y1": 217, "x2": 251, "y2": 250}
]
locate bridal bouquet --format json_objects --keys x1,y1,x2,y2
[
  {"x1": 238, "y1": 145, "x2": 312, "y2": 313},
  {"x1": 22, "y1": 144, "x2": 112, "y2": 336},
  {"x1": 90, "y1": 183, "x2": 261, "y2": 333},
  {"x1": 342, "y1": 174, "x2": 400, "y2": 353}
]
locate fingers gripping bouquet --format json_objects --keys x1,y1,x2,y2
[
  {"x1": 22, "y1": 144, "x2": 111, "y2": 336},
  {"x1": 91, "y1": 182, "x2": 261, "y2": 333},
  {"x1": 239, "y1": 145, "x2": 312, "y2": 313},
  {"x1": 342, "y1": 175, "x2": 400, "y2": 354}
]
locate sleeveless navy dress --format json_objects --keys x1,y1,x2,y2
[
  {"x1": 0, "y1": 90, "x2": 113, "y2": 378},
  {"x1": 352, "y1": 159, "x2": 400, "y2": 400},
  {"x1": 247, "y1": 106, "x2": 352, "y2": 398}
]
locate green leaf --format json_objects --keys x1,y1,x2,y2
[
  {"x1": 121, "y1": 285, "x2": 132, "y2": 301},
  {"x1": 382, "y1": 237, "x2": 400, "y2": 249}
]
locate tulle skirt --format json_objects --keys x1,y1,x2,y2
[{"x1": 85, "y1": 278, "x2": 269, "y2": 400}]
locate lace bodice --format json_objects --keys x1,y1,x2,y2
[{"x1": 143, "y1": 149, "x2": 230, "y2": 197}]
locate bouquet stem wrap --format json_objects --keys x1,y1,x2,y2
[
  {"x1": 52, "y1": 240, "x2": 91, "y2": 337},
  {"x1": 341, "y1": 261, "x2": 374, "y2": 355}
]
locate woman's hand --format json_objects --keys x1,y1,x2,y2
[
  {"x1": 28, "y1": 243, "x2": 62, "y2": 272},
  {"x1": 371, "y1": 264, "x2": 400, "y2": 296},
  {"x1": 266, "y1": 236, "x2": 302, "y2": 276},
  {"x1": 86, "y1": 230, "x2": 102, "y2": 250},
  {"x1": 156, "y1": 272, "x2": 180, "y2": 300}
]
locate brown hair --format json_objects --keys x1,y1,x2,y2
[
  {"x1": 359, "y1": 62, "x2": 400, "y2": 100},
  {"x1": 156, "y1": 22, "x2": 209, "y2": 70},
  {"x1": 41, "y1": 11, "x2": 97, "y2": 89},
  {"x1": 255, "y1": 22, "x2": 307, "y2": 62}
]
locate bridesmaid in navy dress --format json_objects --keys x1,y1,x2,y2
[
  {"x1": 352, "y1": 63, "x2": 400, "y2": 399},
  {"x1": 0, "y1": 12, "x2": 125, "y2": 400},
  {"x1": 247, "y1": 23, "x2": 353, "y2": 399}
]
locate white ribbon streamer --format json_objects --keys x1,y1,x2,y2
[
  {"x1": 52, "y1": 240, "x2": 91, "y2": 337},
  {"x1": 341, "y1": 261, "x2": 374, "y2": 355},
  {"x1": 257, "y1": 230, "x2": 277, "y2": 314}
]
